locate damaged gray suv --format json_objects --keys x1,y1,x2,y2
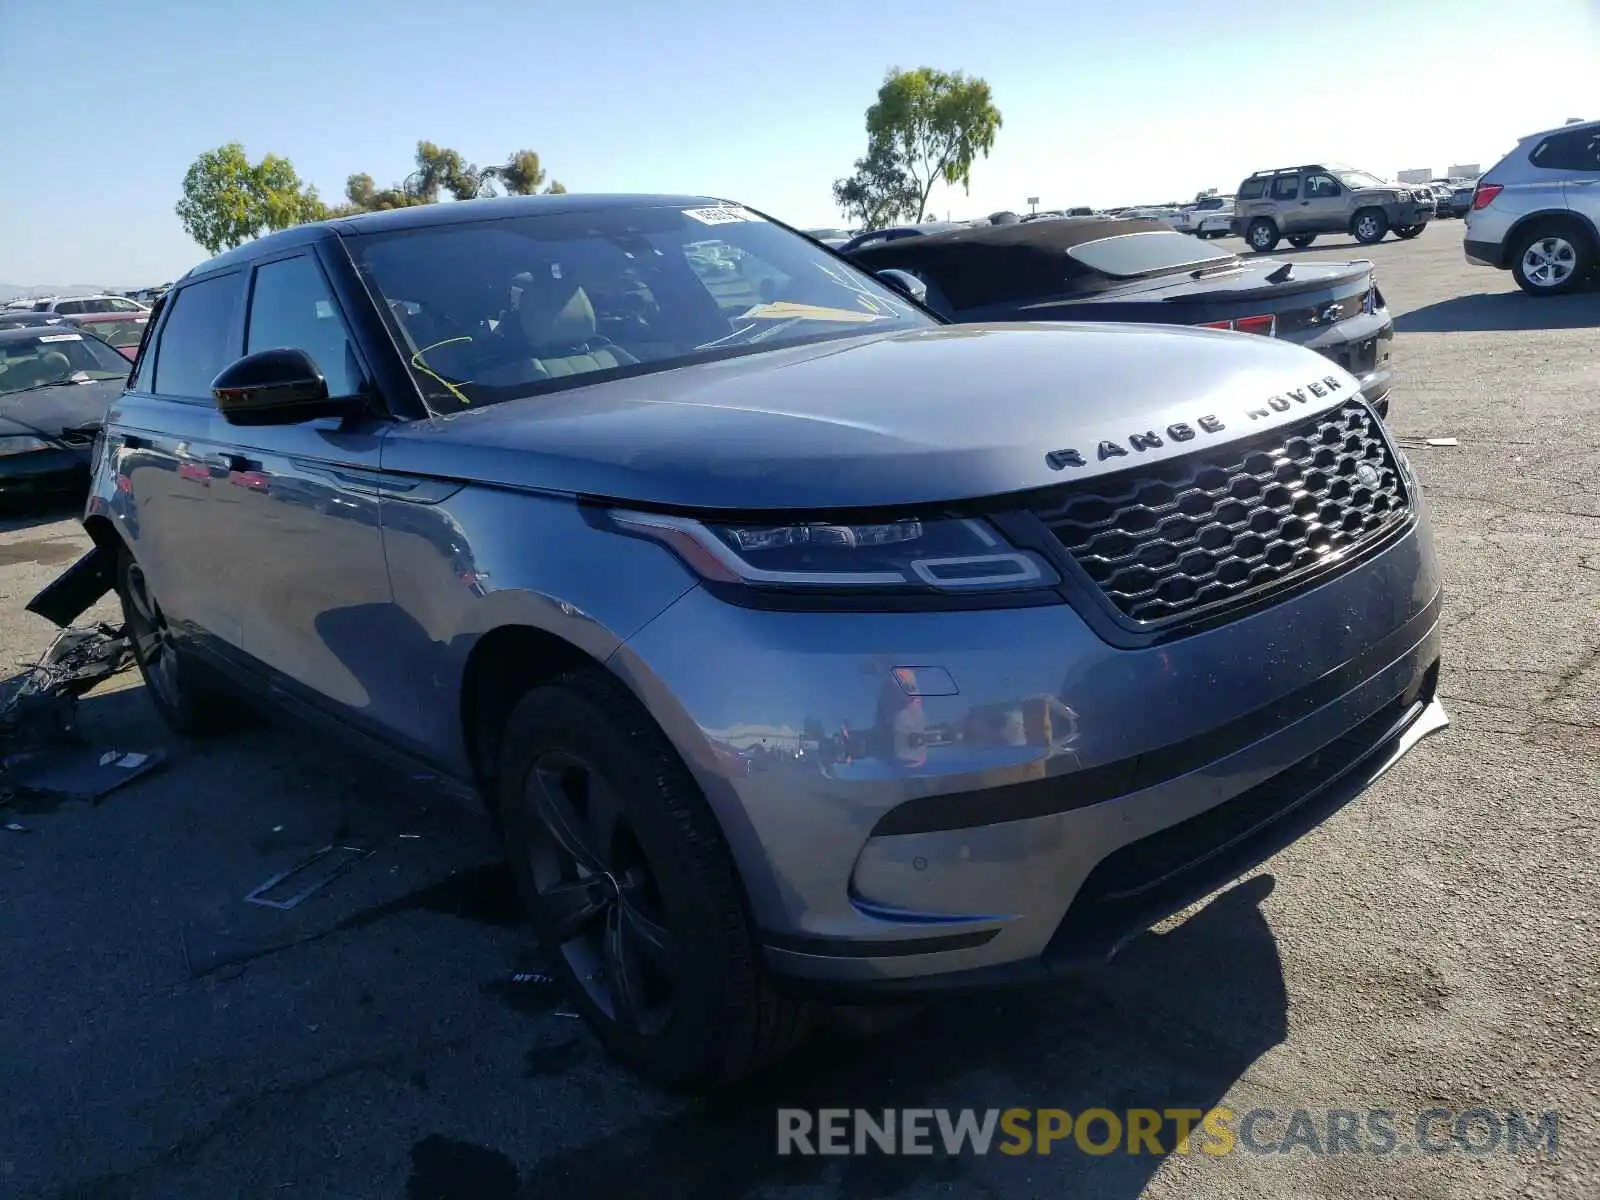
[{"x1": 50, "y1": 195, "x2": 1448, "y2": 1089}]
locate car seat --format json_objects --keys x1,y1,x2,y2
[{"x1": 516, "y1": 274, "x2": 639, "y2": 379}]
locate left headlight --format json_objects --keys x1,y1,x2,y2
[
  {"x1": 0, "y1": 436, "x2": 50, "y2": 457},
  {"x1": 610, "y1": 510, "x2": 1059, "y2": 594}
]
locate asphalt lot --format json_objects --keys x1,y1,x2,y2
[{"x1": 1, "y1": 224, "x2": 1596, "y2": 1199}]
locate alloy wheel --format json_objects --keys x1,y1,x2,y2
[
  {"x1": 1356, "y1": 215, "x2": 1380, "y2": 240},
  {"x1": 1520, "y1": 237, "x2": 1577, "y2": 288},
  {"x1": 124, "y1": 561, "x2": 182, "y2": 709},
  {"x1": 523, "y1": 750, "x2": 677, "y2": 1034}
]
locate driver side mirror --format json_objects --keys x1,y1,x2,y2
[
  {"x1": 211, "y1": 348, "x2": 363, "y2": 427},
  {"x1": 875, "y1": 269, "x2": 928, "y2": 304}
]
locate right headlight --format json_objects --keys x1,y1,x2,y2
[
  {"x1": 0, "y1": 435, "x2": 50, "y2": 457},
  {"x1": 610, "y1": 510, "x2": 1058, "y2": 594}
]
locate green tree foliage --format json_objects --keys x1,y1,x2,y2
[
  {"x1": 846, "y1": 67, "x2": 1002, "y2": 223},
  {"x1": 174, "y1": 143, "x2": 325, "y2": 255},
  {"x1": 832, "y1": 141, "x2": 920, "y2": 229},
  {"x1": 486, "y1": 150, "x2": 546, "y2": 195}
]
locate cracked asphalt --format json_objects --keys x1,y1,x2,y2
[{"x1": 1, "y1": 227, "x2": 1595, "y2": 1199}]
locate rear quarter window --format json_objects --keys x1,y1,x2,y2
[
  {"x1": 1530, "y1": 129, "x2": 1600, "y2": 172},
  {"x1": 1238, "y1": 177, "x2": 1267, "y2": 200}
]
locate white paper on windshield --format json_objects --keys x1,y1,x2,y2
[
  {"x1": 38, "y1": 333, "x2": 83, "y2": 342},
  {"x1": 683, "y1": 206, "x2": 764, "y2": 225}
]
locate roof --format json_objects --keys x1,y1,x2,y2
[
  {"x1": 0, "y1": 325, "x2": 79, "y2": 344},
  {"x1": 184, "y1": 192, "x2": 730, "y2": 280}
]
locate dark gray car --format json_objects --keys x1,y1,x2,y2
[{"x1": 61, "y1": 194, "x2": 1448, "y2": 1089}]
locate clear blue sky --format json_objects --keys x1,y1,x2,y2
[{"x1": 3, "y1": 0, "x2": 1595, "y2": 287}]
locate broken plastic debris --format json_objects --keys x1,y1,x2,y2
[
  {"x1": 244, "y1": 844, "x2": 372, "y2": 910},
  {"x1": 5, "y1": 745, "x2": 165, "y2": 802},
  {"x1": 1424, "y1": 438, "x2": 1458, "y2": 447}
]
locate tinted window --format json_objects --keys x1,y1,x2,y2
[
  {"x1": 352, "y1": 203, "x2": 928, "y2": 413},
  {"x1": 1305, "y1": 174, "x2": 1340, "y2": 199},
  {"x1": 107, "y1": 298, "x2": 144, "y2": 312},
  {"x1": 54, "y1": 300, "x2": 84, "y2": 315},
  {"x1": 1271, "y1": 174, "x2": 1301, "y2": 200},
  {"x1": 1530, "y1": 129, "x2": 1600, "y2": 172},
  {"x1": 246, "y1": 256, "x2": 361, "y2": 396},
  {"x1": 1238, "y1": 177, "x2": 1267, "y2": 200},
  {"x1": 152, "y1": 273, "x2": 244, "y2": 399}
]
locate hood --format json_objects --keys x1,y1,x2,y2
[
  {"x1": 381, "y1": 324, "x2": 1367, "y2": 511},
  {"x1": 0, "y1": 377, "x2": 121, "y2": 442}
]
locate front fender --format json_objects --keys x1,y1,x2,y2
[{"x1": 378, "y1": 483, "x2": 698, "y2": 771}]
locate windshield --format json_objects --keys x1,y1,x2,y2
[
  {"x1": 1066, "y1": 230, "x2": 1237, "y2": 278},
  {"x1": 1334, "y1": 169, "x2": 1390, "y2": 190},
  {"x1": 73, "y1": 317, "x2": 148, "y2": 347},
  {"x1": 350, "y1": 202, "x2": 931, "y2": 412},
  {"x1": 0, "y1": 331, "x2": 130, "y2": 396}
]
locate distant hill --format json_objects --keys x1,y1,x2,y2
[{"x1": 0, "y1": 283, "x2": 138, "y2": 304}]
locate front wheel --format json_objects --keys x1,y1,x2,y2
[
  {"x1": 495, "y1": 667, "x2": 811, "y2": 1091},
  {"x1": 1394, "y1": 225, "x2": 1424, "y2": 240},
  {"x1": 1352, "y1": 209, "x2": 1389, "y2": 244},
  {"x1": 1510, "y1": 224, "x2": 1594, "y2": 296},
  {"x1": 1287, "y1": 234, "x2": 1317, "y2": 249},
  {"x1": 1247, "y1": 219, "x2": 1280, "y2": 253}
]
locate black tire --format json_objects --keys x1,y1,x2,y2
[
  {"x1": 1287, "y1": 234, "x2": 1317, "y2": 249},
  {"x1": 1352, "y1": 208, "x2": 1389, "y2": 244},
  {"x1": 1246, "y1": 219, "x2": 1280, "y2": 253},
  {"x1": 1394, "y1": 225, "x2": 1424, "y2": 240},
  {"x1": 116, "y1": 544, "x2": 240, "y2": 737},
  {"x1": 495, "y1": 666, "x2": 810, "y2": 1091},
  {"x1": 1509, "y1": 221, "x2": 1595, "y2": 296}
]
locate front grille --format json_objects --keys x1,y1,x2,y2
[{"x1": 1035, "y1": 402, "x2": 1409, "y2": 625}]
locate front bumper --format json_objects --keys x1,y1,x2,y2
[
  {"x1": 1393, "y1": 201, "x2": 1434, "y2": 227},
  {"x1": 0, "y1": 449, "x2": 89, "y2": 499},
  {"x1": 612, "y1": 497, "x2": 1445, "y2": 993}
]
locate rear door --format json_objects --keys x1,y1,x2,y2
[
  {"x1": 111, "y1": 270, "x2": 250, "y2": 653},
  {"x1": 1270, "y1": 171, "x2": 1307, "y2": 233},
  {"x1": 213, "y1": 248, "x2": 407, "y2": 734},
  {"x1": 1547, "y1": 126, "x2": 1600, "y2": 219}
]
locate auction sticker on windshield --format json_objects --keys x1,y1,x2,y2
[
  {"x1": 38, "y1": 334, "x2": 83, "y2": 342},
  {"x1": 683, "y1": 206, "x2": 764, "y2": 225}
]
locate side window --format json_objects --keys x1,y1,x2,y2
[
  {"x1": 108, "y1": 298, "x2": 143, "y2": 312},
  {"x1": 1305, "y1": 174, "x2": 1340, "y2": 199},
  {"x1": 1271, "y1": 173, "x2": 1302, "y2": 201},
  {"x1": 130, "y1": 297, "x2": 164, "y2": 392},
  {"x1": 1238, "y1": 177, "x2": 1266, "y2": 200},
  {"x1": 1530, "y1": 129, "x2": 1600, "y2": 172},
  {"x1": 55, "y1": 300, "x2": 84, "y2": 315},
  {"x1": 152, "y1": 273, "x2": 245, "y2": 400},
  {"x1": 246, "y1": 256, "x2": 361, "y2": 396}
]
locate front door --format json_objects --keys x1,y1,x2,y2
[
  {"x1": 214, "y1": 250, "x2": 410, "y2": 737},
  {"x1": 114, "y1": 269, "x2": 251, "y2": 654},
  {"x1": 1299, "y1": 172, "x2": 1349, "y2": 235}
]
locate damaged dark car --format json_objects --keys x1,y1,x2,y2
[
  {"x1": 0, "y1": 326, "x2": 125, "y2": 501},
  {"x1": 845, "y1": 217, "x2": 1396, "y2": 416}
]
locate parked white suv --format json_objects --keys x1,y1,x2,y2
[
  {"x1": 1170, "y1": 196, "x2": 1235, "y2": 239},
  {"x1": 1465, "y1": 118, "x2": 1599, "y2": 295},
  {"x1": 28, "y1": 295, "x2": 150, "y2": 316}
]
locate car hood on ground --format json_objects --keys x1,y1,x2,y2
[
  {"x1": 382, "y1": 324, "x2": 1366, "y2": 511},
  {"x1": 0, "y1": 377, "x2": 122, "y2": 442}
]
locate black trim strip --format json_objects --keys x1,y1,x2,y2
[
  {"x1": 762, "y1": 926, "x2": 999, "y2": 958},
  {"x1": 872, "y1": 589, "x2": 1442, "y2": 837}
]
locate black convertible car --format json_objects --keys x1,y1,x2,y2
[{"x1": 846, "y1": 217, "x2": 1395, "y2": 415}]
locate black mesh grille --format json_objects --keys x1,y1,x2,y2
[{"x1": 1035, "y1": 402, "x2": 1409, "y2": 624}]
